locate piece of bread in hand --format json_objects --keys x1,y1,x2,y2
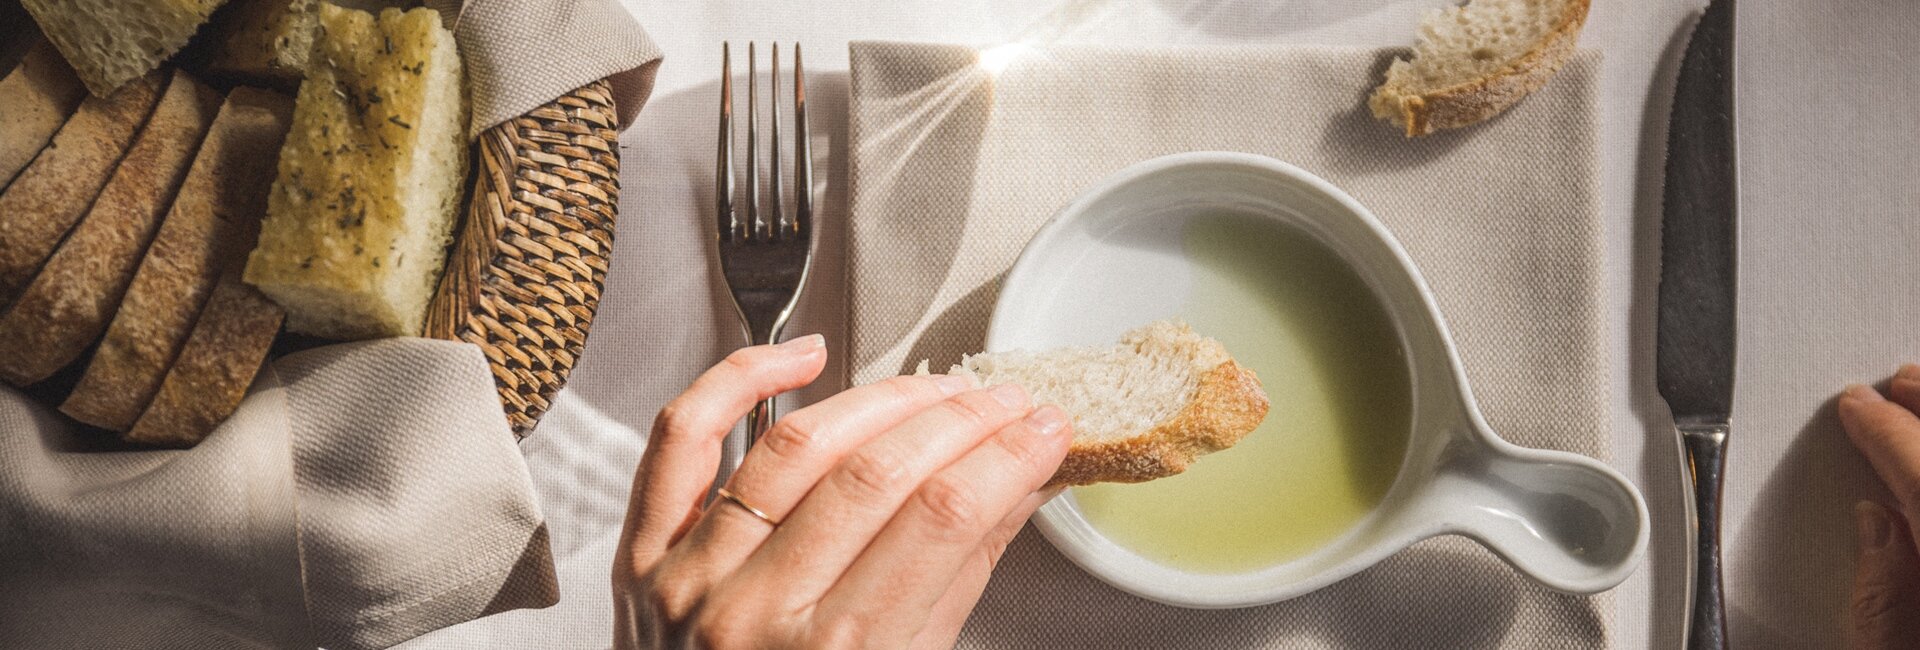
[
  {"x1": 125, "y1": 272, "x2": 283, "y2": 447},
  {"x1": 0, "y1": 39, "x2": 89, "y2": 190},
  {"x1": 1368, "y1": 0, "x2": 1590, "y2": 137},
  {"x1": 20, "y1": 0, "x2": 230, "y2": 97},
  {"x1": 243, "y1": 5, "x2": 467, "y2": 340},
  {"x1": 919, "y1": 320, "x2": 1269, "y2": 487},
  {"x1": 62, "y1": 88, "x2": 293, "y2": 432},
  {"x1": 0, "y1": 71, "x2": 222, "y2": 387},
  {"x1": 0, "y1": 70, "x2": 167, "y2": 304}
]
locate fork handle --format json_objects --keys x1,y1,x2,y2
[
  {"x1": 747, "y1": 398, "x2": 775, "y2": 447},
  {"x1": 745, "y1": 329, "x2": 777, "y2": 447}
]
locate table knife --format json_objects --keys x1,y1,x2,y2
[{"x1": 1656, "y1": 0, "x2": 1737, "y2": 648}]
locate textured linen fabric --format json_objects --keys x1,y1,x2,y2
[
  {"x1": 846, "y1": 43, "x2": 1611, "y2": 647},
  {"x1": 0, "y1": 340, "x2": 541, "y2": 649},
  {"x1": 424, "y1": 0, "x2": 663, "y2": 135},
  {"x1": 276, "y1": 342, "x2": 558, "y2": 650},
  {"x1": 0, "y1": 0, "x2": 658, "y2": 646}
]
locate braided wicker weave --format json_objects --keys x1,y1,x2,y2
[{"x1": 426, "y1": 79, "x2": 618, "y2": 438}]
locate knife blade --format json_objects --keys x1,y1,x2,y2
[{"x1": 1656, "y1": 0, "x2": 1737, "y2": 648}]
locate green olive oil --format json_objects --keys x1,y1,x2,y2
[{"x1": 1072, "y1": 216, "x2": 1413, "y2": 574}]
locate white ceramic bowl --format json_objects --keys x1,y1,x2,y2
[{"x1": 989, "y1": 152, "x2": 1649, "y2": 609}]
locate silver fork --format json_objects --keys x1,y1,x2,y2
[{"x1": 717, "y1": 41, "x2": 814, "y2": 444}]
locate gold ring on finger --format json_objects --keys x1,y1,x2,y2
[{"x1": 715, "y1": 487, "x2": 781, "y2": 527}]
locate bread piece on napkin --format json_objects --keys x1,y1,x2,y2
[
  {"x1": 918, "y1": 320, "x2": 1270, "y2": 487},
  {"x1": 62, "y1": 88, "x2": 293, "y2": 431},
  {"x1": 0, "y1": 71, "x2": 166, "y2": 304},
  {"x1": 0, "y1": 40, "x2": 88, "y2": 191},
  {"x1": 0, "y1": 71, "x2": 222, "y2": 387},
  {"x1": 125, "y1": 273, "x2": 283, "y2": 447},
  {"x1": 194, "y1": 0, "x2": 414, "y2": 87},
  {"x1": 1368, "y1": 0, "x2": 1589, "y2": 136},
  {"x1": 20, "y1": 0, "x2": 230, "y2": 96},
  {"x1": 244, "y1": 5, "x2": 467, "y2": 340}
]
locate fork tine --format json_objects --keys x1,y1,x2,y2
[
  {"x1": 716, "y1": 42, "x2": 737, "y2": 241},
  {"x1": 769, "y1": 43, "x2": 786, "y2": 241},
  {"x1": 793, "y1": 42, "x2": 812, "y2": 236},
  {"x1": 747, "y1": 43, "x2": 765, "y2": 242}
]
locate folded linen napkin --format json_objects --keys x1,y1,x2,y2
[
  {"x1": 846, "y1": 43, "x2": 1613, "y2": 647},
  {"x1": 0, "y1": 2, "x2": 659, "y2": 648}
]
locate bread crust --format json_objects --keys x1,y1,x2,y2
[
  {"x1": 0, "y1": 72, "x2": 220, "y2": 386},
  {"x1": 1371, "y1": 0, "x2": 1590, "y2": 137},
  {"x1": 1046, "y1": 360, "x2": 1270, "y2": 488}
]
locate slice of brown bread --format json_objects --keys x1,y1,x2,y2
[
  {"x1": 0, "y1": 39, "x2": 88, "y2": 191},
  {"x1": 1368, "y1": 0, "x2": 1590, "y2": 137},
  {"x1": 0, "y1": 70, "x2": 166, "y2": 304},
  {"x1": 0, "y1": 72, "x2": 221, "y2": 386},
  {"x1": 922, "y1": 320, "x2": 1271, "y2": 487},
  {"x1": 61, "y1": 87, "x2": 293, "y2": 431},
  {"x1": 125, "y1": 273, "x2": 283, "y2": 447}
]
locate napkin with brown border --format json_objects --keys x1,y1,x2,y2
[
  {"x1": 0, "y1": 2, "x2": 659, "y2": 648},
  {"x1": 846, "y1": 42, "x2": 1615, "y2": 647}
]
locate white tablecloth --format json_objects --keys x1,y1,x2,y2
[{"x1": 406, "y1": 1, "x2": 1920, "y2": 647}]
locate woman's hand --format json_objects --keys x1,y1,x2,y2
[
  {"x1": 1836, "y1": 366, "x2": 1920, "y2": 648},
  {"x1": 614, "y1": 335, "x2": 1071, "y2": 649}
]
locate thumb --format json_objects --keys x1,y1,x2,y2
[{"x1": 1849, "y1": 501, "x2": 1920, "y2": 649}]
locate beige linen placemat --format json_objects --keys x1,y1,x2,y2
[{"x1": 847, "y1": 43, "x2": 1612, "y2": 647}]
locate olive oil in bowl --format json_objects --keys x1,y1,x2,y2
[{"x1": 1073, "y1": 215, "x2": 1412, "y2": 574}]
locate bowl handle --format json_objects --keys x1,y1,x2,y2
[{"x1": 1404, "y1": 432, "x2": 1650, "y2": 593}]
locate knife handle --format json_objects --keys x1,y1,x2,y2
[{"x1": 1681, "y1": 424, "x2": 1730, "y2": 650}]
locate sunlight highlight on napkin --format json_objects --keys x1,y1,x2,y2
[{"x1": 978, "y1": 42, "x2": 1031, "y2": 76}]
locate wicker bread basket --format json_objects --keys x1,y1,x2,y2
[{"x1": 426, "y1": 79, "x2": 618, "y2": 439}]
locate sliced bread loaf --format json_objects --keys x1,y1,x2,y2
[
  {"x1": 922, "y1": 320, "x2": 1270, "y2": 487},
  {"x1": 243, "y1": 5, "x2": 467, "y2": 340},
  {"x1": 125, "y1": 272, "x2": 283, "y2": 447},
  {"x1": 0, "y1": 40, "x2": 88, "y2": 191},
  {"x1": 0, "y1": 71, "x2": 222, "y2": 387},
  {"x1": 61, "y1": 88, "x2": 293, "y2": 431},
  {"x1": 20, "y1": 0, "x2": 231, "y2": 97},
  {"x1": 1369, "y1": 0, "x2": 1590, "y2": 137},
  {"x1": 0, "y1": 70, "x2": 166, "y2": 304}
]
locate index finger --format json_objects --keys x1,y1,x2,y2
[
  {"x1": 618, "y1": 336, "x2": 827, "y2": 570},
  {"x1": 1839, "y1": 383, "x2": 1920, "y2": 513}
]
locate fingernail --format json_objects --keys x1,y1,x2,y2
[
  {"x1": 933, "y1": 374, "x2": 973, "y2": 396},
  {"x1": 1899, "y1": 364, "x2": 1920, "y2": 382},
  {"x1": 1023, "y1": 405, "x2": 1068, "y2": 437},
  {"x1": 1856, "y1": 501, "x2": 1894, "y2": 550},
  {"x1": 989, "y1": 383, "x2": 1029, "y2": 409},
  {"x1": 780, "y1": 333, "x2": 825, "y2": 351},
  {"x1": 1845, "y1": 384, "x2": 1887, "y2": 403}
]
